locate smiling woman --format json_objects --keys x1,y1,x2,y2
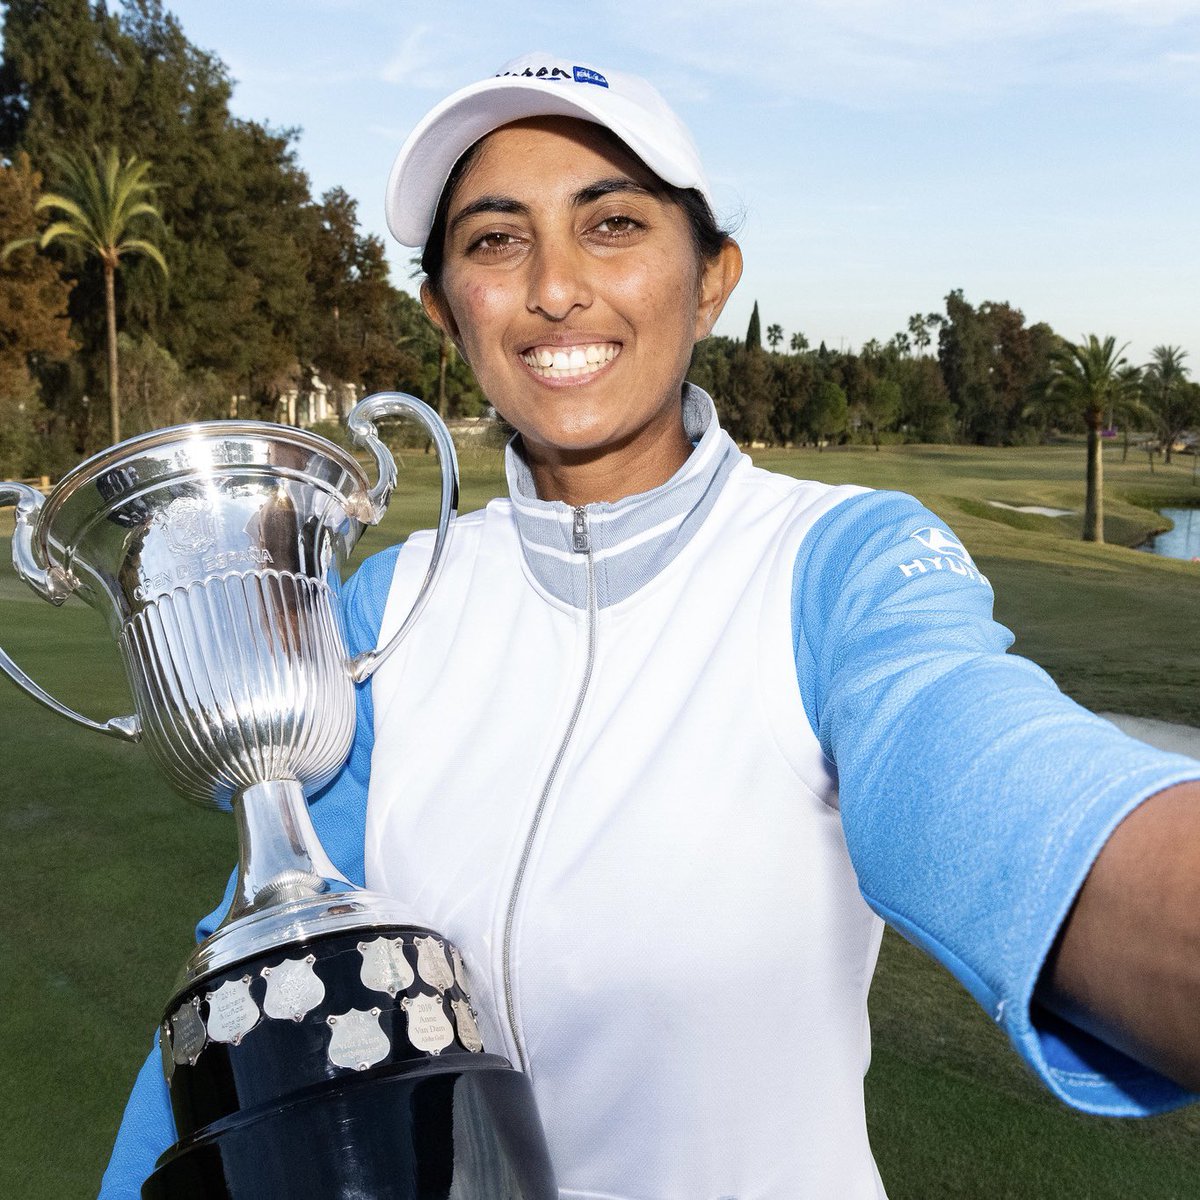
[
  {"x1": 420, "y1": 116, "x2": 742, "y2": 504},
  {"x1": 100, "y1": 51, "x2": 1200, "y2": 1200}
]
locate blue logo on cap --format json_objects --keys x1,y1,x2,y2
[{"x1": 573, "y1": 66, "x2": 609, "y2": 87}]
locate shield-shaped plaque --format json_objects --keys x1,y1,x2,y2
[
  {"x1": 401, "y1": 991, "x2": 455, "y2": 1055},
  {"x1": 414, "y1": 935, "x2": 455, "y2": 993},
  {"x1": 170, "y1": 997, "x2": 207, "y2": 1066},
  {"x1": 261, "y1": 954, "x2": 324, "y2": 1022},
  {"x1": 326, "y1": 1007, "x2": 390, "y2": 1071},
  {"x1": 205, "y1": 975, "x2": 260, "y2": 1045},
  {"x1": 450, "y1": 944, "x2": 469, "y2": 991},
  {"x1": 358, "y1": 936, "x2": 414, "y2": 996},
  {"x1": 159, "y1": 1023, "x2": 175, "y2": 1080},
  {"x1": 450, "y1": 998, "x2": 484, "y2": 1053}
]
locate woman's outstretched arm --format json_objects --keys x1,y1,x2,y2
[{"x1": 1041, "y1": 780, "x2": 1200, "y2": 1090}]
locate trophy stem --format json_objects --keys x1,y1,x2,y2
[{"x1": 228, "y1": 780, "x2": 351, "y2": 923}]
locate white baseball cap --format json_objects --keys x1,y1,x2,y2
[{"x1": 385, "y1": 53, "x2": 715, "y2": 248}]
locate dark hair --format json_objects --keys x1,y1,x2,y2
[{"x1": 420, "y1": 126, "x2": 732, "y2": 291}]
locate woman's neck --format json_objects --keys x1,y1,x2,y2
[{"x1": 522, "y1": 414, "x2": 694, "y2": 506}]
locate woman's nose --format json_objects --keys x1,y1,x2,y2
[{"x1": 525, "y1": 237, "x2": 593, "y2": 320}]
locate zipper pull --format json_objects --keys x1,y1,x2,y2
[{"x1": 572, "y1": 506, "x2": 590, "y2": 553}]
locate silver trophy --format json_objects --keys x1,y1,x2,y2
[{"x1": 0, "y1": 394, "x2": 556, "y2": 1199}]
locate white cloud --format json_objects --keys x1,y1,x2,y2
[
  {"x1": 379, "y1": 23, "x2": 468, "y2": 91},
  {"x1": 588, "y1": 0, "x2": 1200, "y2": 106}
]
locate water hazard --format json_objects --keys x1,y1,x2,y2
[{"x1": 1144, "y1": 508, "x2": 1200, "y2": 561}]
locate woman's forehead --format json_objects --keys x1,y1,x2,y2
[{"x1": 450, "y1": 116, "x2": 661, "y2": 208}]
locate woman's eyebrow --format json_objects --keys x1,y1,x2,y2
[
  {"x1": 448, "y1": 177, "x2": 659, "y2": 236},
  {"x1": 448, "y1": 196, "x2": 529, "y2": 235},
  {"x1": 573, "y1": 177, "x2": 660, "y2": 205}
]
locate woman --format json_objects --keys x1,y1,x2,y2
[{"x1": 103, "y1": 53, "x2": 1200, "y2": 1199}]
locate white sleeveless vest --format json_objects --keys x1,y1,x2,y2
[{"x1": 365, "y1": 392, "x2": 887, "y2": 1199}]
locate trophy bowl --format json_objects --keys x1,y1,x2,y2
[{"x1": 0, "y1": 394, "x2": 557, "y2": 1199}]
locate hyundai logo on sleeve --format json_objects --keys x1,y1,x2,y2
[{"x1": 898, "y1": 526, "x2": 989, "y2": 586}]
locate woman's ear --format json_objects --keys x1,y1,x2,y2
[
  {"x1": 693, "y1": 239, "x2": 743, "y2": 341},
  {"x1": 420, "y1": 279, "x2": 461, "y2": 345}
]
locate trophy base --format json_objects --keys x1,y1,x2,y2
[
  {"x1": 151, "y1": 925, "x2": 557, "y2": 1199},
  {"x1": 142, "y1": 1057, "x2": 555, "y2": 1200}
]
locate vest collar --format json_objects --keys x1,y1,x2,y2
[{"x1": 503, "y1": 384, "x2": 742, "y2": 609}]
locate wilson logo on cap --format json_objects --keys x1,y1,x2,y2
[{"x1": 493, "y1": 64, "x2": 609, "y2": 88}]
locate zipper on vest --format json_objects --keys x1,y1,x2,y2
[{"x1": 501, "y1": 505, "x2": 597, "y2": 1073}]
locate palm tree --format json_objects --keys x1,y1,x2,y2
[
  {"x1": 1047, "y1": 334, "x2": 1128, "y2": 543},
  {"x1": 1143, "y1": 345, "x2": 1191, "y2": 465},
  {"x1": 907, "y1": 313, "x2": 931, "y2": 357},
  {"x1": 14, "y1": 147, "x2": 168, "y2": 445},
  {"x1": 766, "y1": 323, "x2": 783, "y2": 352},
  {"x1": 789, "y1": 331, "x2": 809, "y2": 354}
]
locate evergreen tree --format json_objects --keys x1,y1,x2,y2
[
  {"x1": 809, "y1": 380, "x2": 848, "y2": 450},
  {"x1": 0, "y1": 153, "x2": 76, "y2": 474},
  {"x1": 726, "y1": 344, "x2": 774, "y2": 443},
  {"x1": 1, "y1": 0, "x2": 319, "y2": 418},
  {"x1": 745, "y1": 300, "x2": 761, "y2": 351}
]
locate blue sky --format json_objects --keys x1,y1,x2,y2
[{"x1": 147, "y1": 3, "x2": 1199, "y2": 362}]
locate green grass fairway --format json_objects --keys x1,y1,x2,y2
[{"x1": 2, "y1": 438, "x2": 1198, "y2": 1197}]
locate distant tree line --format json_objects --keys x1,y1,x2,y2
[
  {"x1": 693, "y1": 294, "x2": 1196, "y2": 463},
  {"x1": 0, "y1": 0, "x2": 487, "y2": 478},
  {"x1": 0, "y1": 1, "x2": 1195, "y2": 490}
]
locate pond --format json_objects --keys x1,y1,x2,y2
[{"x1": 1143, "y1": 508, "x2": 1200, "y2": 561}]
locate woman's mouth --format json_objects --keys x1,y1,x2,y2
[{"x1": 519, "y1": 342, "x2": 621, "y2": 379}]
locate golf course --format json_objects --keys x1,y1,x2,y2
[{"x1": 2, "y1": 437, "x2": 1198, "y2": 1198}]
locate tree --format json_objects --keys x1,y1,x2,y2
[
  {"x1": 2, "y1": 0, "x2": 320, "y2": 422},
  {"x1": 725, "y1": 344, "x2": 775, "y2": 443},
  {"x1": 1143, "y1": 346, "x2": 1193, "y2": 465},
  {"x1": 809, "y1": 380, "x2": 848, "y2": 450},
  {"x1": 907, "y1": 313, "x2": 932, "y2": 356},
  {"x1": 937, "y1": 290, "x2": 1056, "y2": 445},
  {"x1": 0, "y1": 154, "x2": 75, "y2": 395},
  {"x1": 12, "y1": 146, "x2": 168, "y2": 444},
  {"x1": 789, "y1": 331, "x2": 809, "y2": 354},
  {"x1": 861, "y1": 378, "x2": 900, "y2": 450},
  {"x1": 895, "y1": 355, "x2": 955, "y2": 443},
  {"x1": 0, "y1": 155, "x2": 79, "y2": 476},
  {"x1": 116, "y1": 331, "x2": 224, "y2": 433},
  {"x1": 766, "y1": 323, "x2": 783, "y2": 352},
  {"x1": 745, "y1": 300, "x2": 761, "y2": 351},
  {"x1": 1047, "y1": 335, "x2": 1128, "y2": 543},
  {"x1": 307, "y1": 187, "x2": 411, "y2": 404}
]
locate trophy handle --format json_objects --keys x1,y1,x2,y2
[
  {"x1": 0, "y1": 482, "x2": 141, "y2": 741},
  {"x1": 344, "y1": 393, "x2": 459, "y2": 683}
]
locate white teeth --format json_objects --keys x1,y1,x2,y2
[{"x1": 520, "y1": 343, "x2": 620, "y2": 379}]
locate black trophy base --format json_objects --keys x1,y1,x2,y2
[
  {"x1": 143, "y1": 1056, "x2": 554, "y2": 1199},
  {"x1": 146, "y1": 925, "x2": 556, "y2": 1199}
]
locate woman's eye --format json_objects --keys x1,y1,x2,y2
[
  {"x1": 592, "y1": 215, "x2": 642, "y2": 238},
  {"x1": 468, "y1": 231, "x2": 519, "y2": 255}
]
